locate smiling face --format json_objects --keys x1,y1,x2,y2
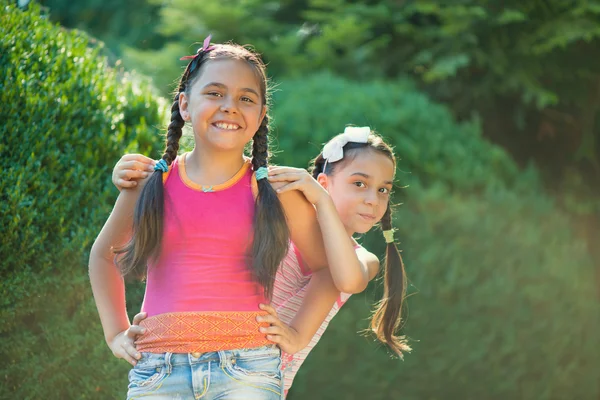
[
  {"x1": 178, "y1": 58, "x2": 266, "y2": 153},
  {"x1": 318, "y1": 148, "x2": 395, "y2": 235}
]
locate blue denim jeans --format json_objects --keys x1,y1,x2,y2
[{"x1": 127, "y1": 345, "x2": 283, "y2": 399}]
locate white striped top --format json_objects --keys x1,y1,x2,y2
[{"x1": 271, "y1": 242, "x2": 354, "y2": 392}]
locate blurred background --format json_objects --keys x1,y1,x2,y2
[{"x1": 1, "y1": 0, "x2": 599, "y2": 399}]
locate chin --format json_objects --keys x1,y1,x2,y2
[
  {"x1": 207, "y1": 139, "x2": 246, "y2": 152},
  {"x1": 354, "y1": 224, "x2": 374, "y2": 235}
]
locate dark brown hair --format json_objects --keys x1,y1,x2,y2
[
  {"x1": 114, "y1": 42, "x2": 289, "y2": 299},
  {"x1": 309, "y1": 131, "x2": 411, "y2": 357}
]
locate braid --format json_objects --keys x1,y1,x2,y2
[
  {"x1": 381, "y1": 204, "x2": 393, "y2": 231},
  {"x1": 163, "y1": 94, "x2": 185, "y2": 164},
  {"x1": 371, "y1": 204, "x2": 411, "y2": 357},
  {"x1": 250, "y1": 114, "x2": 290, "y2": 298},
  {"x1": 114, "y1": 77, "x2": 188, "y2": 279},
  {"x1": 251, "y1": 115, "x2": 270, "y2": 170}
]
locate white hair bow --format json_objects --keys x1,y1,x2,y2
[{"x1": 322, "y1": 126, "x2": 371, "y2": 165}]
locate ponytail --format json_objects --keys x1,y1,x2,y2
[{"x1": 370, "y1": 204, "x2": 411, "y2": 357}]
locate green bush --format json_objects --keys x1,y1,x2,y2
[
  {"x1": 271, "y1": 72, "x2": 540, "y2": 195},
  {"x1": 0, "y1": 3, "x2": 165, "y2": 398},
  {"x1": 270, "y1": 74, "x2": 600, "y2": 400}
]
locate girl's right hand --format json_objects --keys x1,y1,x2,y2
[
  {"x1": 267, "y1": 166, "x2": 330, "y2": 206},
  {"x1": 107, "y1": 312, "x2": 148, "y2": 366},
  {"x1": 112, "y1": 154, "x2": 156, "y2": 190},
  {"x1": 257, "y1": 304, "x2": 308, "y2": 355}
]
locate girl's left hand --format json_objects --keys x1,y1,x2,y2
[
  {"x1": 267, "y1": 166, "x2": 329, "y2": 206},
  {"x1": 257, "y1": 303, "x2": 307, "y2": 355}
]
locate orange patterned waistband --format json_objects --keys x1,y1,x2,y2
[{"x1": 136, "y1": 311, "x2": 270, "y2": 354}]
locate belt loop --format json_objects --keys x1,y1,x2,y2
[
  {"x1": 164, "y1": 352, "x2": 173, "y2": 374},
  {"x1": 217, "y1": 350, "x2": 227, "y2": 369}
]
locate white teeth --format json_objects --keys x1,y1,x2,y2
[{"x1": 214, "y1": 122, "x2": 239, "y2": 130}]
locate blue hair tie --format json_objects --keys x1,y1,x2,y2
[
  {"x1": 154, "y1": 159, "x2": 169, "y2": 173},
  {"x1": 255, "y1": 167, "x2": 268, "y2": 181}
]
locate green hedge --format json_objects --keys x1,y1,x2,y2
[
  {"x1": 270, "y1": 74, "x2": 600, "y2": 400},
  {"x1": 0, "y1": 3, "x2": 164, "y2": 398}
]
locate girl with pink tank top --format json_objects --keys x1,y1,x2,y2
[
  {"x1": 112, "y1": 126, "x2": 412, "y2": 398},
  {"x1": 88, "y1": 37, "x2": 357, "y2": 399}
]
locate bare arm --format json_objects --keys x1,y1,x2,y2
[
  {"x1": 251, "y1": 171, "x2": 328, "y2": 272},
  {"x1": 259, "y1": 246, "x2": 379, "y2": 353},
  {"x1": 269, "y1": 167, "x2": 378, "y2": 293},
  {"x1": 287, "y1": 269, "x2": 340, "y2": 348},
  {"x1": 89, "y1": 178, "x2": 147, "y2": 359},
  {"x1": 258, "y1": 269, "x2": 339, "y2": 354}
]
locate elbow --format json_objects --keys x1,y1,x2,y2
[
  {"x1": 88, "y1": 240, "x2": 112, "y2": 275},
  {"x1": 88, "y1": 242, "x2": 101, "y2": 275},
  {"x1": 335, "y1": 277, "x2": 368, "y2": 294}
]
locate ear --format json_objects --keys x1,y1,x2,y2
[
  {"x1": 258, "y1": 106, "x2": 267, "y2": 126},
  {"x1": 317, "y1": 172, "x2": 329, "y2": 190},
  {"x1": 179, "y1": 92, "x2": 191, "y2": 121}
]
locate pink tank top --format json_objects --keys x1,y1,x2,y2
[{"x1": 141, "y1": 154, "x2": 266, "y2": 316}]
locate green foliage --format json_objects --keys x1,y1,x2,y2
[
  {"x1": 268, "y1": 74, "x2": 600, "y2": 400},
  {"x1": 130, "y1": 0, "x2": 600, "y2": 179},
  {"x1": 121, "y1": 0, "x2": 311, "y2": 93},
  {"x1": 271, "y1": 72, "x2": 540, "y2": 195},
  {"x1": 37, "y1": 0, "x2": 166, "y2": 56},
  {"x1": 0, "y1": 2, "x2": 165, "y2": 398},
  {"x1": 124, "y1": 0, "x2": 600, "y2": 107}
]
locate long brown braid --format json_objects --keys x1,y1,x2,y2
[
  {"x1": 251, "y1": 114, "x2": 290, "y2": 298},
  {"x1": 115, "y1": 43, "x2": 290, "y2": 294},
  {"x1": 114, "y1": 57, "x2": 192, "y2": 279}
]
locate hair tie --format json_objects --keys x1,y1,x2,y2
[
  {"x1": 154, "y1": 159, "x2": 168, "y2": 173},
  {"x1": 255, "y1": 167, "x2": 268, "y2": 181},
  {"x1": 383, "y1": 229, "x2": 395, "y2": 244},
  {"x1": 180, "y1": 34, "x2": 216, "y2": 60},
  {"x1": 321, "y1": 126, "x2": 371, "y2": 172}
]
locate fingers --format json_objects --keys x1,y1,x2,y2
[
  {"x1": 258, "y1": 304, "x2": 281, "y2": 325},
  {"x1": 259, "y1": 303, "x2": 278, "y2": 316},
  {"x1": 267, "y1": 172, "x2": 302, "y2": 183},
  {"x1": 119, "y1": 160, "x2": 156, "y2": 172},
  {"x1": 132, "y1": 312, "x2": 148, "y2": 326},
  {"x1": 118, "y1": 344, "x2": 138, "y2": 366},
  {"x1": 268, "y1": 166, "x2": 301, "y2": 174},
  {"x1": 273, "y1": 182, "x2": 301, "y2": 194},
  {"x1": 120, "y1": 154, "x2": 156, "y2": 166},
  {"x1": 268, "y1": 180, "x2": 287, "y2": 191},
  {"x1": 122, "y1": 340, "x2": 142, "y2": 363},
  {"x1": 256, "y1": 314, "x2": 283, "y2": 327},
  {"x1": 265, "y1": 334, "x2": 282, "y2": 344},
  {"x1": 259, "y1": 325, "x2": 284, "y2": 335},
  {"x1": 119, "y1": 169, "x2": 150, "y2": 181},
  {"x1": 116, "y1": 179, "x2": 138, "y2": 188},
  {"x1": 127, "y1": 325, "x2": 146, "y2": 337}
]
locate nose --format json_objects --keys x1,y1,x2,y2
[
  {"x1": 219, "y1": 95, "x2": 238, "y2": 114},
  {"x1": 364, "y1": 189, "x2": 379, "y2": 207}
]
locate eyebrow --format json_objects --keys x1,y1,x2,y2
[
  {"x1": 350, "y1": 172, "x2": 393, "y2": 185},
  {"x1": 203, "y1": 82, "x2": 260, "y2": 98}
]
